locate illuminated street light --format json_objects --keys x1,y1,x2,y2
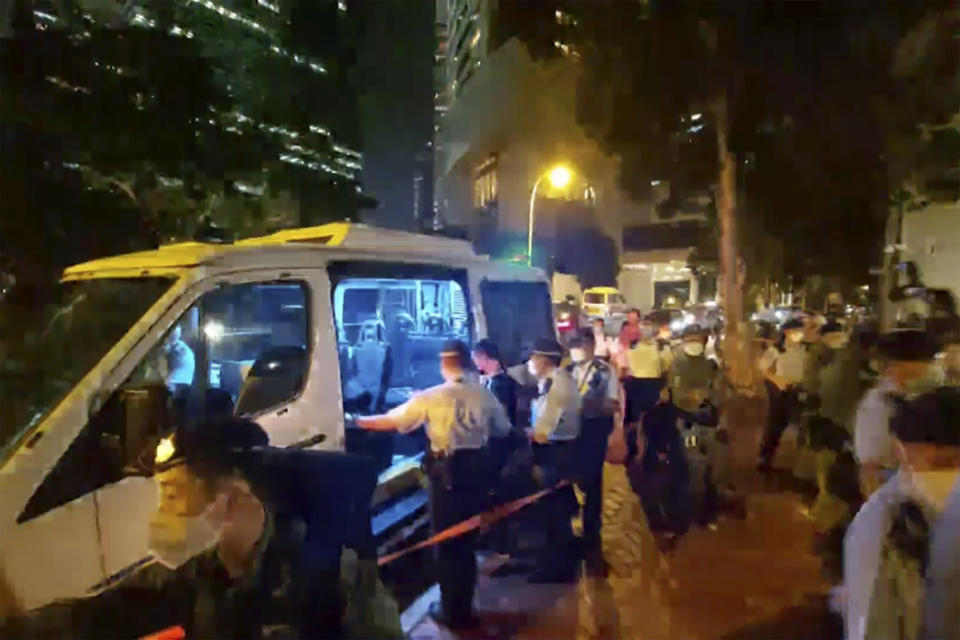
[
  {"x1": 548, "y1": 165, "x2": 571, "y2": 189},
  {"x1": 527, "y1": 163, "x2": 575, "y2": 267}
]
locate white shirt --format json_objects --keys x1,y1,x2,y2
[
  {"x1": 843, "y1": 469, "x2": 960, "y2": 640},
  {"x1": 386, "y1": 379, "x2": 512, "y2": 454},
  {"x1": 532, "y1": 368, "x2": 582, "y2": 442},
  {"x1": 853, "y1": 377, "x2": 900, "y2": 469},
  {"x1": 759, "y1": 344, "x2": 807, "y2": 387},
  {"x1": 593, "y1": 329, "x2": 614, "y2": 358}
]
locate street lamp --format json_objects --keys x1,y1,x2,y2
[{"x1": 527, "y1": 164, "x2": 573, "y2": 267}]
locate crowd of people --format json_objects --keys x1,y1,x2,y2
[
  {"x1": 2, "y1": 303, "x2": 956, "y2": 639},
  {"x1": 748, "y1": 308, "x2": 959, "y2": 640}
]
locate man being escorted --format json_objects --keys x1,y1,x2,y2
[
  {"x1": 1, "y1": 418, "x2": 401, "y2": 639},
  {"x1": 356, "y1": 340, "x2": 511, "y2": 629},
  {"x1": 843, "y1": 387, "x2": 960, "y2": 640},
  {"x1": 854, "y1": 329, "x2": 939, "y2": 497},
  {"x1": 526, "y1": 338, "x2": 583, "y2": 583},
  {"x1": 567, "y1": 331, "x2": 620, "y2": 566}
]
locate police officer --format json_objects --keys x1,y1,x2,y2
[
  {"x1": 804, "y1": 321, "x2": 864, "y2": 579},
  {"x1": 526, "y1": 337, "x2": 582, "y2": 583},
  {"x1": 853, "y1": 328, "x2": 939, "y2": 497},
  {"x1": 669, "y1": 324, "x2": 724, "y2": 526},
  {"x1": 0, "y1": 417, "x2": 403, "y2": 639},
  {"x1": 567, "y1": 331, "x2": 620, "y2": 558},
  {"x1": 757, "y1": 317, "x2": 809, "y2": 471},
  {"x1": 355, "y1": 340, "x2": 510, "y2": 628}
]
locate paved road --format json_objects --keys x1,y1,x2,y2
[{"x1": 407, "y1": 397, "x2": 842, "y2": 639}]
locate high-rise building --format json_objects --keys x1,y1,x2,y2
[
  {"x1": 26, "y1": 0, "x2": 364, "y2": 204},
  {"x1": 433, "y1": 0, "x2": 585, "y2": 230},
  {"x1": 443, "y1": 0, "x2": 581, "y2": 101},
  {"x1": 353, "y1": 0, "x2": 434, "y2": 230}
]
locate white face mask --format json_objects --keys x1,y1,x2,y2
[
  {"x1": 148, "y1": 496, "x2": 224, "y2": 569},
  {"x1": 527, "y1": 359, "x2": 539, "y2": 378},
  {"x1": 570, "y1": 348, "x2": 587, "y2": 363},
  {"x1": 683, "y1": 342, "x2": 704, "y2": 357}
]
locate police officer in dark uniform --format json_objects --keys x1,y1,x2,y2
[
  {"x1": 355, "y1": 340, "x2": 510, "y2": 628},
  {"x1": 526, "y1": 337, "x2": 582, "y2": 582},
  {"x1": 567, "y1": 331, "x2": 620, "y2": 558}
]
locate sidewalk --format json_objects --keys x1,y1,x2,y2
[{"x1": 406, "y1": 397, "x2": 838, "y2": 639}]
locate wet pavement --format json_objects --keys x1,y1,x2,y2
[{"x1": 406, "y1": 397, "x2": 842, "y2": 639}]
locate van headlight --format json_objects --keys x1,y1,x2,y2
[{"x1": 670, "y1": 319, "x2": 683, "y2": 332}]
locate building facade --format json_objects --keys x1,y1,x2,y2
[{"x1": 26, "y1": 0, "x2": 364, "y2": 219}]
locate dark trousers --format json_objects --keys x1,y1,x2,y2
[
  {"x1": 759, "y1": 380, "x2": 799, "y2": 465},
  {"x1": 623, "y1": 377, "x2": 665, "y2": 460},
  {"x1": 425, "y1": 451, "x2": 485, "y2": 621},
  {"x1": 532, "y1": 442, "x2": 579, "y2": 574},
  {"x1": 579, "y1": 416, "x2": 614, "y2": 545}
]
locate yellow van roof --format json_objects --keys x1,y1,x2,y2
[
  {"x1": 62, "y1": 223, "x2": 480, "y2": 279},
  {"x1": 583, "y1": 286, "x2": 620, "y2": 294}
]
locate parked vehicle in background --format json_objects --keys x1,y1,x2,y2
[
  {"x1": 581, "y1": 286, "x2": 627, "y2": 325},
  {"x1": 554, "y1": 295, "x2": 583, "y2": 343}
]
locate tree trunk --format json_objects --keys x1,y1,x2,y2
[{"x1": 713, "y1": 90, "x2": 748, "y2": 390}]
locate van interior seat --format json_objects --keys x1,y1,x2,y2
[
  {"x1": 403, "y1": 334, "x2": 448, "y2": 389},
  {"x1": 235, "y1": 345, "x2": 307, "y2": 416}
]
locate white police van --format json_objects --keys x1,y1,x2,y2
[{"x1": 0, "y1": 223, "x2": 555, "y2": 609}]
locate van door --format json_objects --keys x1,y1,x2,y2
[
  {"x1": 328, "y1": 262, "x2": 471, "y2": 473},
  {"x1": 3, "y1": 270, "x2": 338, "y2": 608},
  {"x1": 477, "y1": 279, "x2": 554, "y2": 367},
  {"x1": 92, "y1": 269, "x2": 339, "y2": 587}
]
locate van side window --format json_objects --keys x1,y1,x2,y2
[
  {"x1": 480, "y1": 280, "x2": 553, "y2": 367},
  {"x1": 334, "y1": 277, "x2": 469, "y2": 414},
  {"x1": 333, "y1": 272, "x2": 470, "y2": 473},
  {"x1": 18, "y1": 281, "x2": 309, "y2": 523}
]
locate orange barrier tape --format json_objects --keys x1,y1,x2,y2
[
  {"x1": 141, "y1": 626, "x2": 185, "y2": 640},
  {"x1": 377, "y1": 480, "x2": 569, "y2": 567}
]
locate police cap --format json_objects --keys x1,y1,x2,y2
[
  {"x1": 532, "y1": 338, "x2": 564, "y2": 358},
  {"x1": 150, "y1": 417, "x2": 269, "y2": 476},
  {"x1": 890, "y1": 387, "x2": 960, "y2": 447},
  {"x1": 820, "y1": 321, "x2": 845, "y2": 336},
  {"x1": 439, "y1": 339, "x2": 474, "y2": 369},
  {"x1": 879, "y1": 328, "x2": 939, "y2": 362},
  {"x1": 782, "y1": 317, "x2": 805, "y2": 332}
]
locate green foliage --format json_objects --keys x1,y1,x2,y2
[
  {"x1": 1, "y1": 0, "x2": 365, "y2": 291},
  {"x1": 575, "y1": 1, "x2": 956, "y2": 295}
]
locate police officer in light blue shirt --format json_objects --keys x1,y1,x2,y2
[
  {"x1": 526, "y1": 338, "x2": 582, "y2": 583},
  {"x1": 355, "y1": 340, "x2": 509, "y2": 629},
  {"x1": 567, "y1": 331, "x2": 620, "y2": 558},
  {"x1": 163, "y1": 324, "x2": 195, "y2": 393}
]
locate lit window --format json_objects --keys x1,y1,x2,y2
[{"x1": 473, "y1": 155, "x2": 498, "y2": 209}]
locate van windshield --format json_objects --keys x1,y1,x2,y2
[
  {"x1": 584, "y1": 293, "x2": 604, "y2": 304},
  {"x1": 0, "y1": 277, "x2": 173, "y2": 461}
]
